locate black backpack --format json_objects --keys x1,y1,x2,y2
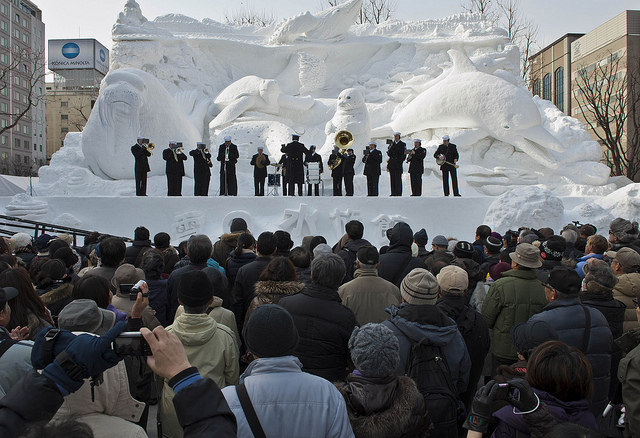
[{"x1": 403, "y1": 333, "x2": 464, "y2": 438}]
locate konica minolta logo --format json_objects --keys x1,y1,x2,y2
[
  {"x1": 61, "y1": 42, "x2": 80, "y2": 59},
  {"x1": 100, "y1": 49, "x2": 106, "y2": 62}
]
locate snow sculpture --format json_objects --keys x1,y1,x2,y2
[
  {"x1": 278, "y1": 204, "x2": 319, "y2": 239},
  {"x1": 172, "y1": 211, "x2": 205, "y2": 241},
  {"x1": 322, "y1": 88, "x2": 371, "y2": 156},
  {"x1": 5, "y1": 194, "x2": 50, "y2": 222},
  {"x1": 82, "y1": 68, "x2": 209, "y2": 179},
  {"x1": 483, "y1": 187, "x2": 565, "y2": 232}
]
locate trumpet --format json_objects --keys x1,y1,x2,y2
[{"x1": 175, "y1": 147, "x2": 183, "y2": 154}]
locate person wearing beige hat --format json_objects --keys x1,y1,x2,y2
[
  {"x1": 110, "y1": 264, "x2": 160, "y2": 329},
  {"x1": 609, "y1": 247, "x2": 640, "y2": 332},
  {"x1": 481, "y1": 243, "x2": 547, "y2": 376},
  {"x1": 436, "y1": 265, "x2": 490, "y2": 411}
]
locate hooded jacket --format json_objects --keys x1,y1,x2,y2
[
  {"x1": 244, "y1": 280, "x2": 304, "y2": 329},
  {"x1": 338, "y1": 266, "x2": 401, "y2": 325},
  {"x1": 212, "y1": 232, "x2": 244, "y2": 266},
  {"x1": 378, "y1": 223, "x2": 427, "y2": 288},
  {"x1": 163, "y1": 312, "x2": 239, "y2": 438},
  {"x1": 613, "y1": 272, "x2": 640, "y2": 333},
  {"x1": 382, "y1": 303, "x2": 471, "y2": 394},
  {"x1": 338, "y1": 238, "x2": 372, "y2": 283},
  {"x1": 225, "y1": 249, "x2": 257, "y2": 289},
  {"x1": 174, "y1": 296, "x2": 240, "y2": 352}
]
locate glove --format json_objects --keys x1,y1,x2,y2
[
  {"x1": 506, "y1": 378, "x2": 540, "y2": 414},
  {"x1": 63, "y1": 321, "x2": 127, "y2": 377},
  {"x1": 42, "y1": 358, "x2": 84, "y2": 396},
  {"x1": 32, "y1": 327, "x2": 77, "y2": 369},
  {"x1": 463, "y1": 380, "x2": 509, "y2": 433}
]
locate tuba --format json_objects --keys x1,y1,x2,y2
[
  {"x1": 334, "y1": 130, "x2": 354, "y2": 151},
  {"x1": 256, "y1": 154, "x2": 267, "y2": 169}
]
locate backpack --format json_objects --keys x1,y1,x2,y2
[{"x1": 403, "y1": 334, "x2": 464, "y2": 438}]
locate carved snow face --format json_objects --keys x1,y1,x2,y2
[{"x1": 337, "y1": 88, "x2": 365, "y2": 112}]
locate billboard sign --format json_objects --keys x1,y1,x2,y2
[{"x1": 48, "y1": 39, "x2": 109, "y2": 74}]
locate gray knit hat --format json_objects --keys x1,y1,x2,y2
[
  {"x1": 244, "y1": 304, "x2": 299, "y2": 358},
  {"x1": 610, "y1": 218, "x2": 640, "y2": 243},
  {"x1": 400, "y1": 268, "x2": 439, "y2": 305},
  {"x1": 349, "y1": 323, "x2": 399, "y2": 378}
]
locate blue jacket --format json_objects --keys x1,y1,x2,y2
[
  {"x1": 383, "y1": 303, "x2": 471, "y2": 394},
  {"x1": 222, "y1": 356, "x2": 354, "y2": 438},
  {"x1": 575, "y1": 253, "x2": 604, "y2": 279}
]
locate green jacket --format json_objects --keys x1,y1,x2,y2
[
  {"x1": 481, "y1": 269, "x2": 547, "y2": 361},
  {"x1": 618, "y1": 328, "x2": 640, "y2": 438}
]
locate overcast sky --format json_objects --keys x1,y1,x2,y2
[{"x1": 40, "y1": 0, "x2": 638, "y2": 54}]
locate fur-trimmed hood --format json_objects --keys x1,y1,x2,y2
[
  {"x1": 254, "y1": 280, "x2": 304, "y2": 301},
  {"x1": 335, "y1": 375, "x2": 432, "y2": 438},
  {"x1": 40, "y1": 282, "x2": 74, "y2": 307}
]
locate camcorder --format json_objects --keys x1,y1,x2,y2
[
  {"x1": 386, "y1": 139, "x2": 393, "y2": 145},
  {"x1": 120, "y1": 280, "x2": 148, "y2": 301},
  {"x1": 113, "y1": 332, "x2": 152, "y2": 357},
  {"x1": 363, "y1": 148, "x2": 370, "y2": 156}
]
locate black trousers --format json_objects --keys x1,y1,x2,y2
[
  {"x1": 282, "y1": 175, "x2": 288, "y2": 196},
  {"x1": 307, "y1": 183, "x2": 319, "y2": 196},
  {"x1": 344, "y1": 173, "x2": 354, "y2": 196},
  {"x1": 332, "y1": 175, "x2": 343, "y2": 196},
  {"x1": 288, "y1": 181, "x2": 303, "y2": 196},
  {"x1": 441, "y1": 165, "x2": 460, "y2": 196},
  {"x1": 410, "y1": 172, "x2": 422, "y2": 196},
  {"x1": 389, "y1": 170, "x2": 402, "y2": 196},
  {"x1": 166, "y1": 174, "x2": 182, "y2": 196},
  {"x1": 135, "y1": 171, "x2": 147, "y2": 196},
  {"x1": 254, "y1": 176, "x2": 266, "y2": 196},
  {"x1": 194, "y1": 173, "x2": 210, "y2": 196},
  {"x1": 220, "y1": 166, "x2": 237, "y2": 196},
  {"x1": 366, "y1": 174, "x2": 379, "y2": 196}
]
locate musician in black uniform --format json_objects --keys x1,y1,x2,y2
[
  {"x1": 189, "y1": 142, "x2": 212, "y2": 196},
  {"x1": 279, "y1": 152, "x2": 289, "y2": 196},
  {"x1": 328, "y1": 146, "x2": 344, "y2": 196},
  {"x1": 162, "y1": 142, "x2": 187, "y2": 196},
  {"x1": 387, "y1": 132, "x2": 406, "y2": 196},
  {"x1": 250, "y1": 146, "x2": 270, "y2": 196},
  {"x1": 407, "y1": 139, "x2": 427, "y2": 197},
  {"x1": 131, "y1": 137, "x2": 151, "y2": 196},
  {"x1": 280, "y1": 134, "x2": 308, "y2": 196},
  {"x1": 363, "y1": 141, "x2": 383, "y2": 196},
  {"x1": 433, "y1": 135, "x2": 460, "y2": 197},
  {"x1": 304, "y1": 145, "x2": 323, "y2": 196},
  {"x1": 343, "y1": 148, "x2": 356, "y2": 196},
  {"x1": 217, "y1": 136, "x2": 239, "y2": 196}
]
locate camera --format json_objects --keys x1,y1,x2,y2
[
  {"x1": 363, "y1": 148, "x2": 370, "y2": 156},
  {"x1": 126, "y1": 280, "x2": 148, "y2": 301},
  {"x1": 113, "y1": 332, "x2": 152, "y2": 357},
  {"x1": 386, "y1": 139, "x2": 393, "y2": 145}
]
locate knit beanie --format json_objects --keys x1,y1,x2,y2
[
  {"x1": 177, "y1": 270, "x2": 213, "y2": 307},
  {"x1": 413, "y1": 228, "x2": 428, "y2": 246},
  {"x1": 400, "y1": 268, "x2": 438, "y2": 305},
  {"x1": 244, "y1": 304, "x2": 298, "y2": 358},
  {"x1": 610, "y1": 218, "x2": 640, "y2": 243},
  {"x1": 349, "y1": 323, "x2": 400, "y2": 378},
  {"x1": 540, "y1": 236, "x2": 566, "y2": 261},
  {"x1": 453, "y1": 241, "x2": 475, "y2": 259},
  {"x1": 230, "y1": 218, "x2": 248, "y2": 233}
]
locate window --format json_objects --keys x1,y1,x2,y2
[
  {"x1": 22, "y1": 124, "x2": 28, "y2": 134},
  {"x1": 1, "y1": 152, "x2": 7, "y2": 161},
  {"x1": 22, "y1": 94, "x2": 27, "y2": 104},
  {"x1": 61, "y1": 127, "x2": 68, "y2": 133},
  {"x1": 13, "y1": 76, "x2": 19, "y2": 86},
  {"x1": 0, "y1": 102, "x2": 6, "y2": 112},
  {"x1": 554, "y1": 67, "x2": 564, "y2": 112},
  {"x1": 23, "y1": 155, "x2": 28, "y2": 164},
  {"x1": 14, "y1": 13, "x2": 19, "y2": 23},
  {"x1": 23, "y1": 139, "x2": 28, "y2": 148},
  {"x1": 22, "y1": 78, "x2": 27, "y2": 88},
  {"x1": 542, "y1": 73, "x2": 552, "y2": 101},
  {"x1": 14, "y1": 90, "x2": 19, "y2": 100},
  {"x1": 0, "y1": 88, "x2": 6, "y2": 96},
  {"x1": 0, "y1": 136, "x2": 6, "y2": 145},
  {"x1": 61, "y1": 114, "x2": 68, "y2": 120},
  {"x1": 0, "y1": 20, "x2": 7, "y2": 31},
  {"x1": 39, "y1": 144, "x2": 42, "y2": 152},
  {"x1": 0, "y1": 4, "x2": 6, "y2": 14},
  {"x1": 22, "y1": 18, "x2": 28, "y2": 29},
  {"x1": 33, "y1": 143, "x2": 35, "y2": 150},
  {"x1": 0, "y1": 53, "x2": 6, "y2": 63},
  {"x1": 0, "y1": 119, "x2": 6, "y2": 127},
  {"x1": 22, "y1": 33, "x2": 27, "y2": 44},
  {"x1": 14, "y1": 138, "x2": 20, "y2": 148},
  {"x1": 60, "y1": 101, "x2": 68, "y2": 107},
  {"x1": 14, "y1": 154, "x2": 20, "y2": 162},
  {"x1": 0, "y1": 37, "x2": 6, "y2": 46},
  {"x1": 13, "y1": 28, "x2": 19, "y2": 39}
]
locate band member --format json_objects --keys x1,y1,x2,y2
[
  {"x1": 131, "y1": 137, "x2": 151, "y2": 196},
  {"x1": 407, "y1": 139, "x2": 427, "y2": 196},
  {"x1": 189, "y1": 142, "x2": 212, "y2": 196},
  {"x1": 363, "y1": 141, "x2": 382, "y2": 196},
  {"x1": 280, "y1": 134, "x2": 308, "y2": 196},
  {"x1": 434, "y1": 134, "x2": 460, "y2": 197},
  {"x1": 217, "y1": 135, "x2": 239, "y2": 196},
  {"x1": 250, "y1": 145, "x2": 270, "y2": 196},
  {"x1": 343, "y1": 148, "x2": 356, "y2": 196},
  {"x1": 304, "y1": 145, "x2": 323, "y2": 196},
  {"x1": 279, "y1": 151, "x2": 289, "y2": 196},
  {"x1": 387, "y1": 132, "x2": 405, "y2": 196},
  {"x1": 328, "y1": 146, "x2": 344, "y2": 196},
  {"x1": 162, "y1": 141, "x2": 187, "y2": 196}
]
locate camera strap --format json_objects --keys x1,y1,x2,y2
[
  {"x1": 581, "y1": 305, "x2": 592, "y2": 352},
  {"x1": 236, "y1": 383, "x2": 267, "y2": 438}
]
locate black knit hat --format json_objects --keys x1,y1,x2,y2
[
  {"x1": 244, "y1": 304, "x2": 298, "y2": 358},
  {"x1": 547, "y1": 266, "x2": 581, "y2": 296},
  {"x1": 484, "y1": 236, "x2": 502, "y2": 253},
  {"x1": 53, "y1": 247, "x2": 79, "y2": 268},
  {"x1": 177, "y1": 270, "x2": 213, "y2": 307},
  {"x1": 454, "y1": 241, "x2": 475, "y2": 259},
  {"x1": 230, "y1": 218, "x2": 248, "y2": 233},
  {"x1": 413, "y1": 228, "x2": 428, "y2": 246},
  {"x1": 540, "y1": 236, "x2": 566, "y2": 261},
  {"x1": 357, "y1": 245, "x2": 379, "y2": 265},
  {"x1": 154, "y1": 232, "x2": 171, "y2": 249}
]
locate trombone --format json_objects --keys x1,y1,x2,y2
[{"x1": 144, "y1": 142, "x2": 155, "y2": 155}]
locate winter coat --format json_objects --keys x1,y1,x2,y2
[
  {"x1": 536, "y1": 259, "x2": 563, "y2": 283},
  {"x1": 618, "y1": 328, "x2": 640, "y2": 438},
  {"x1": 452, "y1": 257, "x2": 483, "y2": 295},
  {"x1": 382, "y1": 303, "x2": 471, "y2": 394},
  {"x1": 335, "y1": 374, "x2": 432, "y2": 438},
  {"x1": 378, "y1": 223, "x2": 427, "y2": 288},
  {"x1": 613, "y1": 272, "x2": 640, "y2": 333},
  {"x1": 158, "y1": 246, "x2": 180, "y2": 275},
  {"x1": 424, "y1": 249, "x2": 454, "y2": 273},
  {"x1": 481, "y1": 269, "x2": 547, "y2": 361},
  {"x1": 565, "y1": 242, "x2": 584, "y2": 261},
  {"x1": 436, "y1": 293, "x2": 490, "y2": 409},
  {"x1": 175, "y1": 296, "x2": 240, "y2": 353},
  {"x1": 526, "y1": 297, "x2": 613, "y2": 415},
  {"x1": 338, "y1": 267, "x2": 401, "y2": 325},
  {"x1": 575, "y1": 253, "x2": 604, "y2": 278},
  {"x1": 387, "y1": 140, "x2": 406, "y2": 171},
  {"x1": 581, "y1": 291, "x2": 626, "y2": 341},
  {"x1": 338, "y1": 238, "x2": 372, "y2": 283},
  {"x1": 222, "y1": 356, "x2": 354, "y2": 438},
  {"x1": 124, "y1": 240, "x2": 152, "y2": 267},
  {"x1": 244, "y1": 280, "x2": 304, "y2": 329},
  {"x1": 212, "y1": 232, "x2": 244, "y2": 266},
  {"x1": 84, "y1": 266, "x2": 118, "y2": 292},
  {"x1": 225, "y1": 249, "x2": 257, "y2": 289},
  {"x1": 39, "y1": 281, "x2": 74, "y2": 320},
  {"x1": 163, "y1": 312, "x2": 239, "y2": 438},
  {"x1": 145, "y1": 278, "x2": 168, "y2": 327},
  {"x1": 407, "y1": 146, "x2": 426, "y2": 174},
  {"x1": 279, "y1": 283, "x2": 358, "y2": 382},
  {"x1": 230, "y1": 256, "x2": 272, "y2": 336},
  {"x1": 0, "y1": 329, "x2": 32, "y2": 396},
  {"x1": 491, "y1": 388, "x2": 597, "y2": 438},
  {"x1": 295, "y1": 266, "x2": 312, "y2": 284}
]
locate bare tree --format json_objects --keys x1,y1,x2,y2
[
  {"x1": 573, "y1": 52, "x2": 640, "y2": 180},
  {"x1": 320, "y1": 0, "x2": 396, "y2": 25},
  {"x1": 461, "y1": 0, "x2": 498, "y2": 24},
  {"x1": 518, "y1": 18, "x2": 539, "y2": 82},
  {"x1": 0, "y1": 47, "x2": 46, "y2": 137},
  {"x1": 67, "y1": 92, "x2": 98, "y2": 132},
  {"x1": 224, "y1": 6, "x2": 276, "y2": 27}
]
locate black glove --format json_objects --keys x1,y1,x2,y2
[
  {"x1": 505, "y1": 378, "x2": 540, "y2": 414},
  {"x1": 463, "y1": 380, "x2": 510, "y2": 433}
]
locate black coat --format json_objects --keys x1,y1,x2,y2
[
  {"x1": 387, "y1": 141, "x2": 405, "y2": 171},
  {"x1": 433, "y1": 143, "x2": 459, "y2": 168},
  {"x1": 281, "y1": 141, "x2": 308, "y2": 183},
  {"x1": 225, "y1": 249, "x2": 257, "y2": 289},
  {"x1": 407, "y1": 146, "x2": 426, "y2": 174},
  {"x1": 250, "y1": 153, "x2": 270, "y2": 178},
  {"x1": 162, "y1": 148, "x2": 187, "y2": 176},
  {"x1": 343, "y1": 153, "x2": 356, "y2": 176},
  {"x1": 279, "y1": 283, "x2": 358, "y2": 382},
  {"x1": 363, "y1": 148, "x2": 382, "y2": 176},
  {"x1": 304, "y1": 151, "x2": 323, "y2": 173},
  {"x1": 230, "y1": 256, "x2": 272, "y2": 335},
  {"x1": 217, "y1": 142, "x2": 239, "y2": 167},
  {"x1": 131, "y1": 143, "x2": 151, "y2": 172},
  {"x1": 378, "y1": 223, "x2": 427, "y2": 288},
  {"x1": 190, "y1": 149, "x2": 212, "y2": 175},
  {"x1": 124, "y1": 240, "x2": 152, "y2": 266},
  {"x1": 328, "y1": 151, "x2": 344, "y2": 177}
]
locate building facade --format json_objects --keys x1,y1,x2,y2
[{"x1": 0, "y1": 0, "x2": 46, "y2": 176}]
